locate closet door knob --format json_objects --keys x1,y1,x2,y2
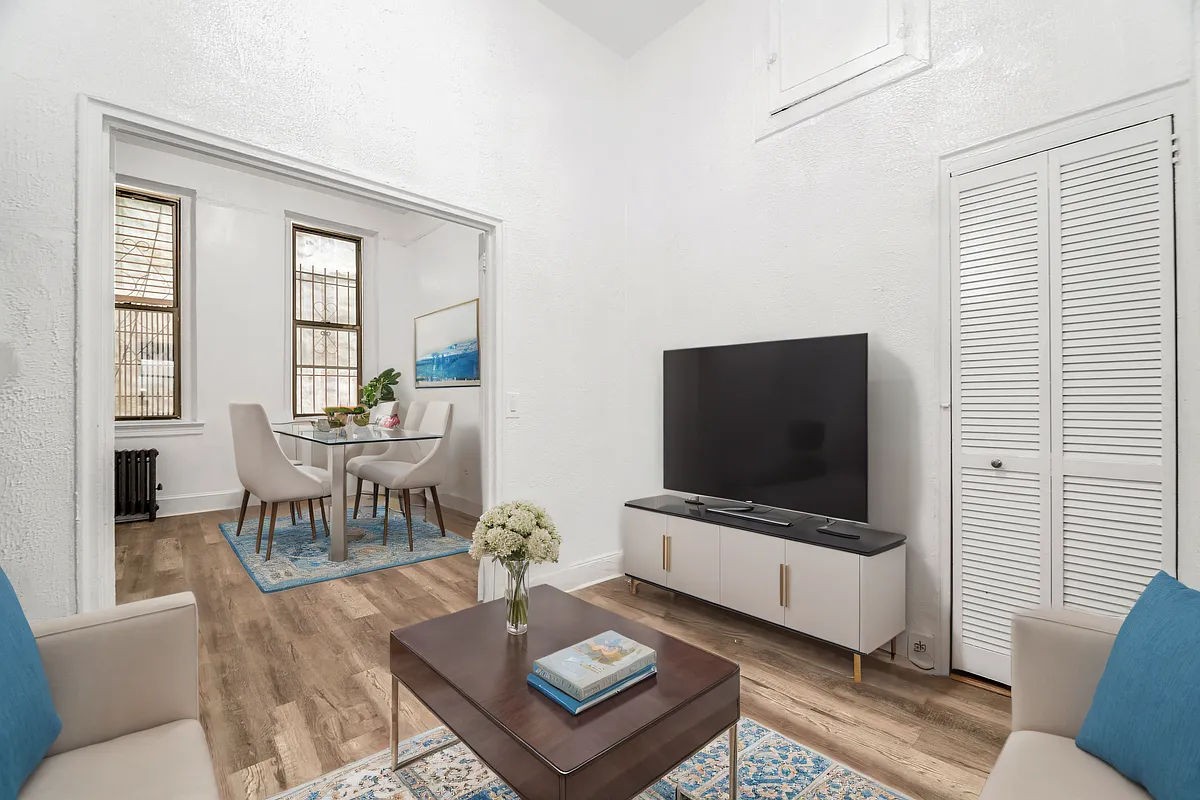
[{"x1": 990, "y1": 458, "x2": 1003, "y2": 469}]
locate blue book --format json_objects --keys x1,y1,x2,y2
[
  {"x1": 532, "y1": 630, "x2": 656, "y2": 701},
  {"x1": 527, "y1": 664, "x2": 658, "y2": 715}
]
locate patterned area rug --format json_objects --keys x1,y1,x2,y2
[
  {"x1": 271, "y1": 719, "x2": 910, "y2": 800},
  {"x1": 219, "y1": 505, "x2": 471, "y2": 593}
]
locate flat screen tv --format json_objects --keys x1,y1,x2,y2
[{"x1": 663, "y1": 333, "x2": 868, "y2": 522}]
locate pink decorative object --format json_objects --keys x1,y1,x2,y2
[{"x1": 380, "y1": 414, "x2": 401, "y2": 429}]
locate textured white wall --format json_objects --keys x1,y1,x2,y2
[
  {"x1": 623, "y1": 0, "x2": 1195, "y2": 664},
  {"x1": 0, "y1": 0, "x2": 627, "y2": 617},
  {"x1": 380, "y1": 222, "x2": 484, "y2": 515}
]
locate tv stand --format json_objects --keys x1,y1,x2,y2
[{"x1": 621, "y1": 494, "x2": 906, "y2": 683}]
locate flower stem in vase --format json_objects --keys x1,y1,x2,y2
[{"x1": 505, "y1": 559, "x2": 530, "y2": 636}]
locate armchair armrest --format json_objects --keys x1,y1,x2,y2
[
  {"x1": 31, "y1": 592, "x2": 200, "y2": 755},
  {"x1": 1010, "y1": 606, "x2": 1122, "y2": 738}
]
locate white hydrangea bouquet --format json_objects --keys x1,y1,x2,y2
[{"x1": 469, "y1": 501, "x2": 561, "y2": 635}]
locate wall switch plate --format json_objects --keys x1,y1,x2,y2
[
  {"x1": 909, "y1": 632, "x2": 935, "y2": 670},
  {"x1": 505, "y1": 391, "x2": 520, "y2": 418}
]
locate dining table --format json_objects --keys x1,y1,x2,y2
[{"x1": 272, "y1": 422, "x2": 443, "y2": 562}]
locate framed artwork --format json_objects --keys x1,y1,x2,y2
[{"x1": 414, "y1": 299, "x2": 481, "y2": 388}]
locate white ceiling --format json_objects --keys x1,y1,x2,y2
[{"x1": 538, "y1": 0, "x2": 706, "y2": 57}]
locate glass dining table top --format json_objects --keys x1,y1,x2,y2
[{"x1": 272, "y1": 421, "x2": 442, "y2": 446}]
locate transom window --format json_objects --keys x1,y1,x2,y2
[
  {"x1": 114, "y1": 188, "x2": 181, "y2": 420},
  {"x1": 292, "y1": 225, "x2": 362, "y2": 416}
]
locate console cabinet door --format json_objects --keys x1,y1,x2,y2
[
  {"x1": 665, "y1": 516, "x2": 720, "y2": 603},
  {"x1": 621, "y1": 507, "x2": 667, "y2": 586},
  {"x1": 784, "y1": 541, "x2": 861, "y2": 651},
  {"x1": 719, "y1": 527, "x2": 786, "y2": 625}
]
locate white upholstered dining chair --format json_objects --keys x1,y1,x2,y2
[
  {"x1": 229, "y1": 403, "x2": 333, "y2": 560},
  {"x1": 355, "y1": 401, "x2": 451, "y2": 551},
  {"x1": 349, "y1": 400, "x2": 426, "y2": 519}
]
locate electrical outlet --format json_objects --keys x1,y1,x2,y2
[{"x1": 909, "y1": 632, "x2": 935, "y2": 670}]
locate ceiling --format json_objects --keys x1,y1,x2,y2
[{"x1": 537, "y1": 0, "x2": 706, "y2": 57}]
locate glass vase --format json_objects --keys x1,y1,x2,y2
[{"x1": 504, "y1": 559, "x2": 530, "y2": 636}]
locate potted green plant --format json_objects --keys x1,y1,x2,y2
[{"x1": 359, "y1": 367, "x2": 400, "y2": 410}]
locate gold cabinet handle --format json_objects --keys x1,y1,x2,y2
[
  {"x1": 779, "y1": 563, "x2": 789, "y2": 608},
  {"x1": 666, "y1": 535, "x2": 672, "y2": 572},
  {"x1": 662, "y1": 534, "x2": 667, "y2": 571}
]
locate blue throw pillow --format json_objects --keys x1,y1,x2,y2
[
  {"x1": 0, "y1": 568, "x2": 61, "y2": 798},
  {"x1": 1077, "y1": 571, "x2": 1200, "y2": 800}
]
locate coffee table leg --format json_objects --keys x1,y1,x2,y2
[
  {"x1": 391, "y1": 674, "x2": 399, "y2": 770},
  {"x1": 729, "y1": 723, "x2": 738, "y2": 799}
]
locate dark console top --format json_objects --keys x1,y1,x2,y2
[{"x1": 624, "y1": 495, "x2": 906, "y2": 557}]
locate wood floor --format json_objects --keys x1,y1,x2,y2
[{"x1": 116, "y1": 501, "x2": 1008, "y2": 800}]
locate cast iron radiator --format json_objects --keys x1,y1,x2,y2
[{"x1": 115, "y1": 448, "x2": 161, "y2": 523}]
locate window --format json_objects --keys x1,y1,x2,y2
[
  {"x1": 292, "y1": 225, "x2": 362, "y2": 416},
  {"x1": 114, "y1": 188, "x2": 181, "y2": 419}
]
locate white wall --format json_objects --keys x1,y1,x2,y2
[
  {"x1": 0, "y1": 0, "x2": 628, "y2": 617},
  {"x1": 380, "y1": 222, "x2": 484, "y2": 516},
  {"x1": 623, "y1": 0, "x2": 1195, "y2": 668},
  {"x1": 111, "y1": 136, "x2": 439, "y2": 514}
]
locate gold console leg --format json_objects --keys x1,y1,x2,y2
[
  {"x1": 729, "y1": 723, "x2": 738, "y2": 798},
  {"x1": 853, "y1": 653, "x2": 862, "y2": 683},
  {"x1": 390, "y1": 674, "x2": 399, "y2": 770},
  {"x1": 629, "y1": 578, "x2": 640, "y2": 595}
]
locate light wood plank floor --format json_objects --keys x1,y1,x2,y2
[{"x1": 116, "y1": 501, "x2": 1007, "y2": 800}]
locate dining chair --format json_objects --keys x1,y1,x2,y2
[
  {"x1": 342, "y1": 401, "x2": 401, "y2": 517},
  {"x1": 355, "y1": 401, "x2": 452, "y2": 551},
  {"x1": 350, "y1": 400, "x2": 426, "y2": 519},
  {"x1": 229, "y1": 403, "x2": 333, "y2": 560}
]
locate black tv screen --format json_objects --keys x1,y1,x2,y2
[{"x1": 663, "y1": 334, "x2": 868, "y2": 522}]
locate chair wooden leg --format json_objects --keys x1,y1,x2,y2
[
  {"x1": 318, "y1": 497, "x2": 329, "y2": 536},
  {"x1": 307, "y1": 499, "x2": 318, "y2": 542},
  {"x1": 236, "y1": 489, "x2": 250, "y2": 536},
  {"x1": 383, "y1": 493, "x2": 390, "y2": 547},
  {"x1": 403, "y1": 489, "x2": 414, "y2": 551},
  {"x1": 266, "y1": 502, "x2": 280, "y2": 560},
  {"x1": 372, "y1": 484, "x2": 380, "y2": 517},
  {"x1": 430, "y1": 486, "x2": 446, "y2": 536},
  {"x1": 353, "y1": 477, "x2": 364, "y2": 519},
  {"x1": 255, "y1": 502, "x2": 267, "y2": 552},
  {"x1": 290, "y1": 502, "x2": 298, "y2": 526}
]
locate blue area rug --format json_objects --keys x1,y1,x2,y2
[
  {"x1": 271, "y1": 719, "x2": 911, "y2": 799},
  {"x1": 219, "y1": 505, "x2": 471, "y2": 593}
]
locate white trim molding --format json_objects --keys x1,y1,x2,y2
[
  {"x1": 76, "y1": 95, "x2": 506, "y2": 612},
  {"x1": 115, "y1": 420, "x2": 206, "y2": 439},
  {"x1": 481, "y1": 551, "x2": 625, "y2": 602}
]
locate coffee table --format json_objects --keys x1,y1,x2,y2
[{"x1": 390, "y1": 585, "x2": 740, "y2": 800}]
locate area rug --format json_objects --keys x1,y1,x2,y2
[
  {"x1": 270, "y1": 718, "x2": 910, "y2": 800},
  {"x1": 219, "y1": 505, "x2": 471, "y2": 593}
]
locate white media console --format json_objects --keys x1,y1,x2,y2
[{"x1": 621, "y1": 495, "x2": 906, "y2": 682}]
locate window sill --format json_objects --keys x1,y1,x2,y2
[{"x1": 115, "y1": 420, "x2": 206, "y2": 439}]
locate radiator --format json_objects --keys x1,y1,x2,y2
[{"x1": 115, "y1": 449, "x2": 161, "y2": 523}]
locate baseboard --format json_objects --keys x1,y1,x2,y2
[
  {"x1": 478, "y1": 551, "x2": 624, "y2": 601},
  {"x1": 155, "y1": 489, "x2": 246, "y2": 518},
  {"x1": 436, "y1": 491, "x2": 482, "y2": 518}
]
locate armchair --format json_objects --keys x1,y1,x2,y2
[{"x1": 19, "y1": 592, "x2": 219, "y2": 799}]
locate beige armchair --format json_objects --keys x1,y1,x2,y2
[
  {"x1": 19, "y1": 593, "x2": 219, "y2": 799},
  {"x1": 980, "y1": 607, "x2": 1147, "y2": 800}
]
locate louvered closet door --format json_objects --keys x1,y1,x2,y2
[
  {"x1": 1049, "y1": 118, "x2": 1176, "y2": 616},
  {"x1": 951, "y1": 154, "x2": 1053, "y2": 685}
]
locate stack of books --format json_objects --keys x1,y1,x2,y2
[{"x1": 527, "y1": 630, "x2": 657, "y2": 715}]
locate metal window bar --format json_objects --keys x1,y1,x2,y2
[
  {"x1": 114, "y1": 188, "x2": 181, "y2": 420},
  {"x1": 291, "y1": 225, "x2": 362, "y2": 417}
]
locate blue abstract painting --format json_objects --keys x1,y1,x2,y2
[{"x1": 415, "y1": 299, "x2": 480, "y2": 387}]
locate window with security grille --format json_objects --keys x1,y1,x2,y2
[
  {"x1": 293, "y1": 225, "x2": 362, "y2": 416},
  {"x1": 114, "y1": 188, "x2": 181, "y2": 419}
]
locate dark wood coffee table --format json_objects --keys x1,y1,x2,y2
[{"x1": 389, "y1": 585, "x2": 740, "y2": 800}]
